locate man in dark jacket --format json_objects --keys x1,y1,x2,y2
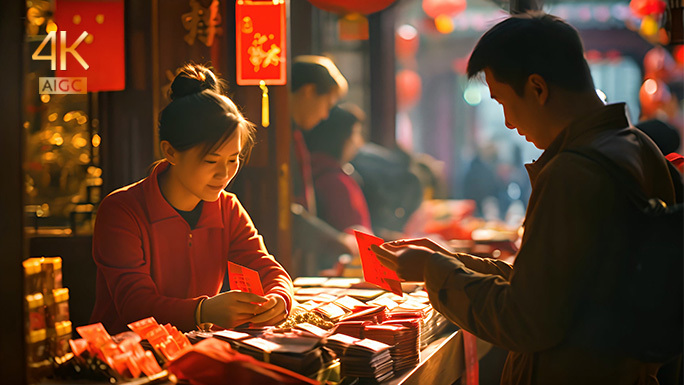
[{"x1": 373, "y1": 12, "x2": 678, "y2": 385}]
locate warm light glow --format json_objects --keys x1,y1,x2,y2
[
  {"x1": 46, "y1": 20, "x2": 57, "y2": 33},
  {"x1": 435, "y1": 14, "x2": 454, "y2": 34},
  {"x1": 41, "y1": 94, "x2": 50, "y2": 103},
  {"x1": 397, "y1": 24, "x2": 418, "y2": 40},
  {"x1": 85, "y1": 34, "x2": 94, "y2": 44},
  {"x1": 72, "y1": 136, "x2": 88, "y2": 148},
  {"x1": 79, "y1": 153, "x2": 90, "y2": 163},
  {"x1": 48, "y1": 113, "x2": 58, "y2": 122},
  {"x1": 73, "y1": 15, "x2": 81, "y2": 25},
  {"x1": 63, "y1": 112, "x2": 73, "y2": 122},
  {"x1": 50, "y1": 133, "x2": 63, "y2": 146},
  {"x1": 92, "y1": 134, "x2": 101, "y2": 148},
  {"x1": 644, "y1": 78, "x2": 658, "y2": 94},
  {"x1": 77, "y1": 116, "x2": 88, "y2": 125}
]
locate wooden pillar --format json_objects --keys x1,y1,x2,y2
[
  {"x1": 0, "y1": 0, "x2": 27, "y2": 383},
  {"x1": 369, "y1": 5, "x2": 398, "y2": 148}
]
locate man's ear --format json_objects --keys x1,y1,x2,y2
[
  {"x1": 527, "y1": 74, "x2": 548, "y2": 105},
  {"x1": 160, "y1": 140, "x2": 178, "y2": 165}
]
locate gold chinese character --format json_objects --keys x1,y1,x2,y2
[
  {"x1": 247, "y1": 33, "x2": 281, "y2": 72},
  {"x1": 182, "y1": 0, "x2": 222, "y2": 47}
]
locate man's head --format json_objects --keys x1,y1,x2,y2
[
  {"x1": 291, "y1": 55, "x2": 349, "y2": 130},
  {"x1": 467, "y1": 12, "x2": 598, "y2": 149}
]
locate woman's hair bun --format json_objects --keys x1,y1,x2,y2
[{"x1": 169, "y1": 64, "x2": 221, "y2": 101}]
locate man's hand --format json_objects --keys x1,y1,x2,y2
[
  {"x1": 370, "y1": 243, "x2": 435, "y2": 282},
  {"x1": 386, "y1": 238, "x2": 456, "y2": 257}
]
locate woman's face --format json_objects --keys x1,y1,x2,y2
[
  {"x1": 292, "y1": 85, "x2": 340, "y2": 130},
  {"x1": 171, "y1": 132, "x2": 242, "y2": 208},
  {"x1": 341, "y1": 123, "x2": 364, "y2": 164}
]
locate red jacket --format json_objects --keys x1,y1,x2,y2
[{"x1": 91, "y1": 161, "x2": 293, "y2": 333}]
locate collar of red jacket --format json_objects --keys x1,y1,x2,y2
[
  {"x1": 525, "y1": 103, "x2": 630, "y2": 185},
  {"x1": 142, "y1": 160, "x2": 224, "y2": 229}
]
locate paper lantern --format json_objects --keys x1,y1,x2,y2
[
  {"x1": 307, "y1": 0, "x2": 397, "y2": 15},
  {"x1": 630, "y1": 0, "x2": 666, "y2": 18},
  {"x1": 639, "y1": 78, "x2": 672, "y2": 117},
  {"x1": 396, "y1": 69, "x2": 422, "y2": 111},
  {"x1": 643, "y1": 46, "x2": 676, "y2": 80},
  {"x1": 395, "y1": 24, "x2": 419, "y2": 59},
  {"x1": 422, "y1": 0, "x2": 467, "y2": 19}
]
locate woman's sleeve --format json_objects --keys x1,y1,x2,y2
[
  {"x1": 225, "y1": 195, "x2": 294, "y2": 312},
  {"x1": 93, "y1": 195, "x2": 203, "y2": 331}
]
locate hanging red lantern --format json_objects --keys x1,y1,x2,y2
[
  {"x1": 639, "y1": 78, "x2": 672, "y2": 117},
  {"x1": 643, "y1": 46, "x2": 676, "y2": 80},
  {"x1": 422, "y1": 0, "x2": 467, "y2": 19},
  {"x1": 396, "y1": 69, "x2": 422, "y2": 111},
  {"x1": 395, "y1": 24, "x2": 419, "y2": 60},
  {"x1": 629, "y1": 0, "x2": 666, "y2": 18},
  {"x1": 674, "y1": 45, "x2": 684, "y2": 65},
  {"x1": 307, "y1": 0, "x2": 397, "y2": 15}
]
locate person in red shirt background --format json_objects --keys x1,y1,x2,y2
[
  {"x1": 90, "y1": 64, "x2": 293, "y2": 333},
  {"x1": 305, "y1": 103, "x2": 372, "y2": 234}
]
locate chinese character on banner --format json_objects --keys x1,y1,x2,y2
[
  {"x1": 182, "y1": 0, "x2": 222, "y2": 47},
  {"x1": 236, "y1": 0, "x2": 287, "y2": 127},
  {"x1": 54, "y1": 0, "x2": 125, "y2": 92}
]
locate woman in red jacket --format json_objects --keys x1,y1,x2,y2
[{"x1": 91, "y1": 64, "x2": 293, "y2": 333}]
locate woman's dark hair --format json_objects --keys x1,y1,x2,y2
[
  {"x1": 158, "y1": 64, "x2": 255, "y2": 161},
  {"x1": 292, "y1": 55, "x2": 348, "y2": 95},
  {"x1": 467, "y1": 12, "x2": 595, "y2": 95},
  {"x1": 305, "y1": 104, "x2": 364, "y2": 161}
]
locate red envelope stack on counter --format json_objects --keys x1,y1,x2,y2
[
  {"x1": 127, "y1": 317, "x2": 192, "y2": 361},
  {"x1": 70, "y1": 323, "x2": 163, "y2": 379},
  {"x1": 340, "y1": 338, "x2": 394, "y2": 382}
]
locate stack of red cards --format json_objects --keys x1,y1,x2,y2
[
  {"x1": 340, "y1": 338, "x2": 394, "y2": 382},
  {"x1": 325, "y1": 333, "x2": 359, "y2": 358},
  {"x1": 370, "y1": 319, "x2": 421, "y2": 372},
  {"x1": 127, "y1": 317, "x2": 191, "y2": 362},
  {"x1": 71, "y1": 322, "x2": 163, "y2": 379}
]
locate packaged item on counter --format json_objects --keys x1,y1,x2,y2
[
  {"x1": 23, "y1": 258, "x2": 44, "y2": 295},
  {"x1": 26, "y1": 293, "x2": 46, "y2": 332},
  {"x1": 26, "y1": 328, "x2": 52, "y2": 382},
  {"x1": 27, "y1": 328, "x2": 48, "y2": 364},
  {"x1": 41, "y1": 256, "x2": 63, "y2": 292},
  {"x1": 45, "y1": 287, "x2": 70, "y2": 328},
  {"x1": 51, "y1": 320, "x2": 72, "y2": 358}
]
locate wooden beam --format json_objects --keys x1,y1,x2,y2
[{"x1": 0, "y1": 0, "x2": 27, "y2": 383}]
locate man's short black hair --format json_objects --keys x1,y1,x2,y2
[{"x1": 467, "y1": 12, "x2": 595, "y2": 95}]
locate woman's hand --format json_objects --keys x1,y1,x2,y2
[
  {"x1": 201, "y1": 290, "x2": 269, "y2": 328},
  {"x1": 201, "y1": 291, "x2": 288, "y2": 329},
  {"x1": 247, "y1": 294, "x2": 288, "y2": 327}
]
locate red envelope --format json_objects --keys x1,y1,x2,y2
[
  {"x1": 353, "y1": 231, "x2": 403, "y2": 296},
  {"x1": 228, "y1": 262, "x2": 265, "y2": 296}
]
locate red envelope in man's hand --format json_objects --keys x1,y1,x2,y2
[
  {"x1": 353, "y1": 231, "x2": 403, "y2": 296},
  {"x1": 228, "y1": 262, "x2": 265, "y2": 296}
]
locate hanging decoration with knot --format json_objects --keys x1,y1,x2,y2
[{"x1": 236, "y1": 0, "x2": 287, "y2": 128}]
